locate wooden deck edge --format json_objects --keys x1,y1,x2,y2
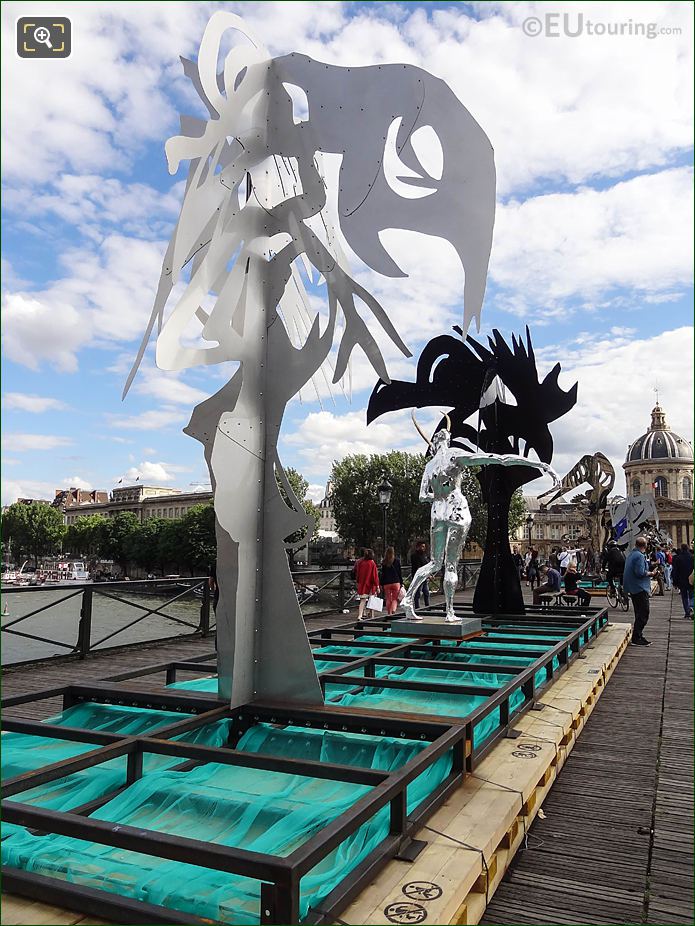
[{"x1": 341, "y1": 621, "x2": 632, "y2": 925}]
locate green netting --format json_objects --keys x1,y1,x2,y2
[
  {"x1": 2, "y1": 625, "x2": 582, "y2": 922},
  {"x1": 1, "y1": 703, "x2": 232, "y2": 841},
  {"x1": 394, "y1": 666, "x2": 517, "y2": 686},
  {"x1": 2, "y1": 724, "x2": 451, "y2": 924},
  {"x1": 484, "y1": 631, "x2": 566, "y2": 641},
  {"x1": 168, "y1": 675, "x2": 218, "y2": 692}
]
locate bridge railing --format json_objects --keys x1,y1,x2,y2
[
  {"x1": 1, "y1": 577, "x2": 211, "y2": 667},
  {"x1": 1, "y1": 561, "x2": 481, "y2": 666}
]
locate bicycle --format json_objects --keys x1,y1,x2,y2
[{"x1": 606, "y1": 576, "x2": 630, "y2": 611}]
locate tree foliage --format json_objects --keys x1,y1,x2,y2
[
  {"x1": 64, "y1": 514, "x2": 108, "y2": 556},
  {"x1": 331, "y1": 452, "x2": 526, "y2": 557},
  {"x1": 279, "y1": 467, "x2": 320, "y2": 553},
  {"x1": 62, "y1": 505, "x2": 216, "y2": 574},
  {"x1": 331, "y1": 452, "x2": 430, "y2": 558},
  {"x1": 179, "y1": 504, "x2": 216, "y2": 572},
  {"x1": 98, "y1": 512, "x2": 140, "y2": 571},
  {"x1": 2, "y1": 502, "x2": 65, "y2": 565}
]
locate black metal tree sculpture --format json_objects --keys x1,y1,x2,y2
[{"x1": 368, "y1": 327, "x2": 577, "y2": 614}]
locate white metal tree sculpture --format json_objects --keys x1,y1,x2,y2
[{"x1": 126, "y1": 12, "x2": 496, "y2": 706}]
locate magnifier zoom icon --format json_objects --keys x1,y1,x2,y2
[{"x1": 33, "y1": 26, "x2": 53, "y2": 48}]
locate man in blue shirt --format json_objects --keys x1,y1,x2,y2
[
  {"x1": 533, "y1": 564, "x2": 562, "y2": 605},
  {"x1": 623, "y1": 536, "x2": 655, "y2": 646}
]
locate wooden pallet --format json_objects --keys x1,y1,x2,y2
[
  {"x1": 0, "y1": 896, "x2": 110, "y2": 926},
  {"x1": 340, "y1": 621, "x2": 631, "y2": 926}
]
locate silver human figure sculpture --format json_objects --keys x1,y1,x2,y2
[{"x1": 405, "y1": 420, "x2": 559, "y2": 622}]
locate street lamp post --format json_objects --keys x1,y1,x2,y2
[
  {"x1": 378, "y1": 475, "x2": 393, "y2": 557},
  {"x1": 526, "y1": 513, "x2": 534, "y2": 550}
]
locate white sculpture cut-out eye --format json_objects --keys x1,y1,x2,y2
[
  {"x1": 282, "y1": 83, "x2": 309, "y2": 125},
  {"x1": 383, "y1": 118, "x2": 442, "y2": 199}
]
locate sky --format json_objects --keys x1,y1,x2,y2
[{"x1": 2, "y1": 0, "x2": 693, "y2": 507}]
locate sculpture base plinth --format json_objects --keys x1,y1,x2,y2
[{"x1": 390, "y1": 615, "x2": 482, "y2": 638}]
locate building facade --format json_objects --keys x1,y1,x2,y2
[
  {"x1": 513, "y1": 402, "x2": 694, "y2": 554},
  {"x1": 63, "y1": 485, "x2": 213, "y2": 525},
  {"x1": 53, "y1": 487, "x2": 108, "y2": 512},
  {"x1": 513, "y1": 495, "x2": 587, "y2": 557},
  {"x1": 317, "y1": 481, "x2": 337, "y2": 535}
]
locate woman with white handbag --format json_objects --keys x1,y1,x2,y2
[{"x1": 354, "y1": 549, "x2": 381, "y2": 620}]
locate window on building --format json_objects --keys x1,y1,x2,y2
[
  {"x1": 568, "y1": 524, "x2": 582, "y2": 540},
  {"x1": 534, "y1": 525, "x2": 544, "y2": 540},
  {"x1": 683, "y1": 476, "x2": 692, "y2": 500},
  {"x1": 631, "y1": 479, "x2": 641, "y2": 496},
  {"x1": 550, "y1": 525, "x2": 561, "y2": 540},
  {"x1": 654, "y1": 476, "x2": 668, "y2": 498}
]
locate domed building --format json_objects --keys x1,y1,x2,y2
[{"x1": 624, "y1": 403, "x2": 693, "y2": 546}]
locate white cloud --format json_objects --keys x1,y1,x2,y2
[
  {"x1": 108, "y1": 407, "x2": 185, "y2": 431},
  {"x1": 133, "y1": 366, "x2": 208, "y2": 406},
  {"x1": 282, "y1": 326, "x2": 694, "y2": 494},
  {"x1": 3, "y1": 1, "x2": 691, "y2": 196},
  {"x1": 534, "y1": 326, "x2": 694, "y2": 492},
  {"x1": 271, "y1": 0, "x2": 692, "y2": 194},
  {"x1": 1, "y1": 1, "x2": 217, "y2": 180},
  {"x1": 4, "y1": 175, "x2": 182, "y2": 241},
  {"x1": 306, "y1": 483, "x2": 327, "y2": 504},
  {"x1": 2, "y1": 433, "x2": 73, "y2": 452},
  {"x1": 61, "y1": 476, "x2": 94, "y2": 490},
  {"x1": 284, "y1": 407, "x2": 439, "y2": 479},
  {"x1": 491, "y1": 168, "x2": 694, "y2": 314},
  {"x1": 2, "y1": 393, "x2": 69, "y2": 413},
  {"x1": 1, "y1": 291, "x2": 89, "y2": 372},
  {"x1": 2, "y1": 235, "x2": 166, "y2": 372},
  {"x1": 117, "y1": 460, "x2": 190, "y2": 484},
  {"x1": 1, "y1": 478, "x2": 56, "y2": 506}
]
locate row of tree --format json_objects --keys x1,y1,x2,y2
[
  {"x1": 1, "y1": 456, "x2": 525, "y2": 572},
  {"x1": 2, "y1": 501, "x2": 217, "y2": 574},
  {"x1": 330, "y1": 451, "x2": 526, "y2": 557},
  {"x1": 1, "y1": 469, "x2": 320, "y2": 574}
]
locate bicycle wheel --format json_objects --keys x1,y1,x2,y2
[
  {"x1": 620, "y1": 591, "x2": 630, "y2": 612},
  {"x1": 607, "y1": 585, "x2": 618, "y2": 608}
]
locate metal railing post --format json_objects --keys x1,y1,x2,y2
[
  {"x1": 76, "y1": 587, "x2": 93, "y2": 659},
  {"x1": 199, "y1": 580, "x2": 211, "y2": 637},
  {"x1": 338, "y1": 571, "x2": 345, "y2": 611}
]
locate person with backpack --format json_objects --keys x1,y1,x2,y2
[{"x1": 672, "y1": 544, "x2": 694, "y2": 619}]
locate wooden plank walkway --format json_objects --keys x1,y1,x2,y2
[{"x1": 481, "y1": 590, "x2": 694, "y2": 925}]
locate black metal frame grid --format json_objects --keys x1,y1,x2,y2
[{"x1": 2, "y1": 607, "x2": 608, "y2": 925}]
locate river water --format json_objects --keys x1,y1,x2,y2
[
  {"x1": 0, "y1": 583, "x2": 350, "y2": 665},
  {"x1": 1, "y1": 586, "x2": 205, "y2": 665}
]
